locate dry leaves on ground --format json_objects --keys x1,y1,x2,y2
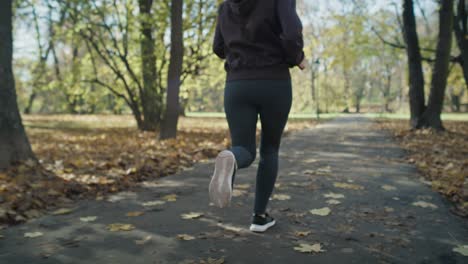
[
  {"x1": 0, "y1": 115, "x2": 316, "y2": 226},
  {"x1": 181, "y1": 212, "x2": 204, "y2": 220},
  {"x1": 310, "y1": 207, "x2": 331, "y2": 216},
  {"x1": 377, "y1": 120, "x2": 468, "y2": 217},
  {"x1": 294, "y1": 243, "x2": 325, "y2": 253},
  {"x1": 107, "y1": 223, "x2": 135, "y2": 232}
]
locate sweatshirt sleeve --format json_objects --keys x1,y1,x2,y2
[
  {"x1": 213, "y1": 5, "x2": 226, "y2": 59},
  {"x1": 277, "y1": 0, "x2": 304, "y2": 67}
]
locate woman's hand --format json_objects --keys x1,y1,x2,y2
[{"x1": 298, "y1": 57, "x2": 307, "y2": 70}]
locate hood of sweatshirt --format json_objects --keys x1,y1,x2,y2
[{"x1": 227, "y1": 0, "x2": 258, "y2": 17}]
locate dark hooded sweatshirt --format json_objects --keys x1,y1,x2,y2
[{"x1": 213, "y1": 0, "x2": 304, "y2": 81}]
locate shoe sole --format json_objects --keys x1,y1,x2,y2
[
  {"x1": 209, "y1": 150, "x2": 236, "y2": 208},
  {"x1": 249, "y1": 220, "x2": 276, "y2": 233}
]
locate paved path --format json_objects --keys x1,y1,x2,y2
[{"x1": 1, "y1": 116, "x2": 467, "y2": 264}]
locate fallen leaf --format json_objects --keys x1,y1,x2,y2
[
  {"x1": 326, "y1": 199, "x2": 341, "y2": 205},
  {"x1": 177, "y1": 234, "x2": 196, "y2": 241},
  {"x1": 162, "y1": 194, "x2": 178, "y2": 202},
  {"x1": 412, "y1": 201, "x2": 438, "y2": 209},
  {"x1": 323, "y1": 193, "x2": 345, "y2": 199},
  {"x1": 107, "y1": 192, "x2": 137, "y2": 202},
  {"x1": 141, "y1": 200, "x2": 166, "y2": 206},
  {"x1": 294, "y1": 231, "x2": 311, "y2": 237},
  {"x1": 51, "y1": 208, "x2": 74, "y2": 215},
  {"x1": 181, "y1": 212, "x2": 204, "y2": 219},
  {"x1": 235, "y1": 184, "x2": 250, "y2": 189},
  {"x1": 107, "y1": 223, "x2": 136, "y2": 232},
  {"x1": 293, "y1": 243, "x2": 325, "y2": 253},
  {"x1": 135, "y1": 235, "x2": 152, "y2": 245},
  {"x1": 453, "y1": 245, "x2": 468, "y2": 256},
  {"x1": 24, "y1": 232, "x2": 43, "y2": 238},
  {"x1": 80, "y1": 216, "x2": 97, "y2": 222},
  {"x1": 310, "y1": 207, "x2": 331, "y2": 216},
  {"x1": 272, "y1": 194, "x2": 291, "y2": 201},
  {"x1": 333, "y1": 182, "x2": 364, "y2": 190},
  {"x1": 232, "y1": 189, "x2": 247, "y2": 197},
  {"x1": 317, "y1": 166, "x2": 332, "y2": 174},
  {"x1": 304, "y1": 158, "x2": 318, "y2": 163},
  {"x1": 382, "y1": 185, "x2": 397, "y2": 191},
  {"x1": 126, "y1": 211, "x2": 144, "y2": 217}
]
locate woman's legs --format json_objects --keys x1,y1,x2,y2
[
  {"x1": 224, "y1": 81, "x2": 258, "y2": 171},
  {"x1": 223, "y1": 79, "x2": 292, "y2": 214},
  {"x1": 253, "y1": 80, "x2": 292, "y2": 214}
]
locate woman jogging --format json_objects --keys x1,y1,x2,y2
[{"x1": 209, "y1": 0, "x2": 305, "y2": 233}]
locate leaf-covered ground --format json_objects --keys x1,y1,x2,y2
[
  {"x1": 0, "y1": 115, "x2": 316, "y2": 226},
  {"x1": 1, "y1": 116, "x2": 466, "y2": 263},
  {"x1": 377, "y1": 119, "x2": 468, "y2": 217}
]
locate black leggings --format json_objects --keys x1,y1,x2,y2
[{"x1": 224, "y1": 79, "x2": 292, "y2": 214}]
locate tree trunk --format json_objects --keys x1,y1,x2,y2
[
  {"x1": 454, "y1": 0, "x2": 468, "y2": 90},
  {"x1": 160, "y1": 0, "x2": 184, "y2": 140},
  {"x1": 420, "y1": 0, "x2": 454, "y2": 130},
  {"x1": 138, "y1": 0, "x2": 161, "y2": 131},
  {"x1": 402, "y1": 0, "x2": 426, "y2": 129},
  {"x1": 24, "y1": 91, "x2": 36, "y2": 114},
  {"x1": 0, "y1": 0, "x2": 35, "y2": 169}
]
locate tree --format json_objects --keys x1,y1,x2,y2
[
  {"x1": 0, "y1": 0, "x2": 35, "y2": 169},
  {"x1": 402, "y1": 0, "x2": 426, "y2": 129},
  {"x1": 160, "y1": 0, "x2": 184, "y2": 139},
  {"x1": 138, "y1": 0, "x2": 162, "y2": 130},
  {"x1": 419, "y1": 0, "x2": 454, "y2": 130},
  {"x1": 454, "y1": 0, "x2": 468, "y2": 90}
]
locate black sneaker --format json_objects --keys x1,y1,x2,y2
[
  {"x1": 209, "y1": 150, "x2": 237, "y2": 208},
  {"x1": 249, "y1": 213, "x2": 276, "y2": 232}
]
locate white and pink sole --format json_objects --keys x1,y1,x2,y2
[{"x1": 209, "y1": 150, "x2": 236, "y2": 208}]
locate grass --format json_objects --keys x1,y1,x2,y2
[
  {"x1": 364, "y1": 112, "x2": 468, "y2": 121},
  {"x1": 186, "y1": 112, "x2": 343, "y2": 120}
]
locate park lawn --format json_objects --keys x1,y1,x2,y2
[
  {"x1": 377, "y1": 119, "x2": 468, "y2": 217},
  {"x1": 0, "y1": 115, "x2": 316, "y2": 225}
]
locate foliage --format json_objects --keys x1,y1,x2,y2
[
  {"x1": 0, "y1": 115, "x2": 314, "y2": 225},
  {"x1": 377, "y1": 119, "x2": 468, "y2": 216}
]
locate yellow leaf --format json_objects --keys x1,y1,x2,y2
[
  {"x1": 51, "y1": 208, "x2": 74, "y2": 215},
  {"x1": 333, "y1": 182, "x2": 364, "y2": 190},
  {"x1": 272, "y1": 194, "x2": 291, "y2": 201},
  {"x1": 381, "y1": 185, "x2": 397, "y2": 191},
  {"x1": 235, "y1": 184, "x2": 250, "y2": 189},
  {"x1": 453, "y1": 245, "x2": 468, "y2": 256},
  {"x1": 181, "y1": 212, "x2": 204, "y2": 220},
  {"x1": 135, "y1": 235, "x2": 152, "y2": 245},
  {"x1": 177, "y1": 234, "x2": 196, "y2": 241},
  {"x1": 326, "y1": 199, "x2": 341, "y2": 205},
  {"x1": 232, "y1": 189, "x2": 247, "y2": 197},
  {"x1": 412, "y1": 201, "x2": 438, "y2": 209},
  {"x1": 141, "y1": 200, "x2": 166, "y2": 206},
  {"x1": 310, "y1": 207, "x2": 331, "y2": 216},
  {"x1": 126, "y1": 211, "x2": 144, "y2": 217},
  {"x1": 107, "y1": 223, "x2": 136, "y2": 232},
  {"x1": 323, "y1": 193, "x2": 345, "y2": 199},
  {"x1": 317, "y1": 166, "x2": 332, "y2": 174},
  {"x1": 24, "y1": 232, "x2": 43, "y2": 238},
  {"x1": 294, "y1": 231, "x2": 311, "y2": 237},
  {"x1": 80, "y1": 216, "x2": 97, "y2": 222},
  {"x1": 162, "y1": 194, "x2": 178, "y2": 202},
  {"x1": 294, "y1": 243, "x2": 325, "y2": 253}
]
